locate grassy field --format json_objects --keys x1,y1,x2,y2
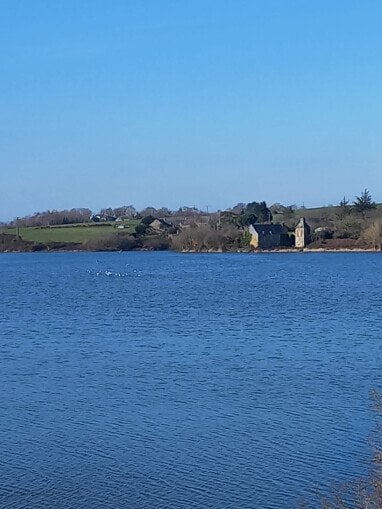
[{"x1": 0, "y1": 221, "x2": 140, "y2": 244}]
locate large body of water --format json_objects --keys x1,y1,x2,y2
[{"x1": 1, "y1": 252, "x2": 382, "y2": 508}]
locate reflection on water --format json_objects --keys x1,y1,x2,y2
[{"x1": 1, "y1": 252, "x2": 382, "y2": 508}]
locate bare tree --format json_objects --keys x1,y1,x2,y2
[{"x1": 362, "y1": 220, "x2": 382, "y2": 250}]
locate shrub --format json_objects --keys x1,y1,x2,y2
[
  {"x1": 84, "y1": 233, "x2": 140, "y2": 251},
  {"x1": 142, "y1": 236, "x2": 170, "y2": 250},
  {"x1": 135, "y1": 223, "x2": 148, "y2": 235}
]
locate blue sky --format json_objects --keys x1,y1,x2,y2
[{"x1": 1, "y1": 0, "x2": 381, "y2": 220}]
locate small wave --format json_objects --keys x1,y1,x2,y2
[{"x1": 86, "y1": 268, "x2": 142, "y2": 277}]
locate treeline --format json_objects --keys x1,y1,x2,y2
[
  {"x1": 6, "y1": 189, "x2": 380, "y2": 228},
  {"x1": 8, "y1": 205, "x2": 201, "y2": 227},
  {"x1": 9, "y1": 208, "x2": 93, "y2": 227}
]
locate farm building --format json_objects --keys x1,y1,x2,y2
[{"x1": 248, "y1": 224, "x2": 287, "y2": 249}]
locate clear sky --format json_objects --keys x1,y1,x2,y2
[{"x1": 1, "y1": 0, "x2": 381, "y2": 220}]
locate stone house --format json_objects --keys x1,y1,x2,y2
[
  {"x1": 295, "y1": 217, "x2": 311, "y2": 248},
  {"x1": 149, "y1": 218, "x2": 173, "y2": 231},
  {"x1": 149, "y1": 218, "x2": 179, "y2": 235},
  {"x1": 248, "y1": 224, "x2": 286, "y2": 249}
]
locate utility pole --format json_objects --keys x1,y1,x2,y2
[{"x1": 16, "y1": 217, "x2": 20, "y2": 238}]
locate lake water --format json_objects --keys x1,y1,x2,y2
[{"x1": 1, "y1": 252, "x2": 382, "y2": 508}]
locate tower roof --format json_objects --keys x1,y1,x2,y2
[{"x1": 296, "y1": 217, "x2": 311, "y2": 231}]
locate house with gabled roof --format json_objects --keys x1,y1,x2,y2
[
  {"x1": 248, "y1": 223, "x2": 287, "y2": 249},
  {"x1": 148, "y1": 218, "x2": 179, "y2": 236}
]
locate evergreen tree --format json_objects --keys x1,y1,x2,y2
[
  {"x1": 353, "y1": 189, "x2": 376, "y2": 217},
  {"x1": 245, "y1": 201, "x2": 272, "y2": 223}
]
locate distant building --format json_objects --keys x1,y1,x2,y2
[
  {"x1": 148, "y1": 218, "x2": 179, "y2": 236},
  {"x1": 175, "y1": 215, "x2": 211, "y2": 229},
  {"x1": 149, "y1": 218, "x2": 173, "y2": 231},
  {"x1": 295, "y1": 218, "x2": 311, "y2": 248},
  {"x1": 248, "y1": 224, "x2": 286, "y2": 249},
  {"x1": 91, "y1": 214, "x2": 117, "y2": 222}
]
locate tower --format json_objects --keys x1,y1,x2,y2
[{"x1": 295, "y1": 217, "x2": 311, "y2": 248}]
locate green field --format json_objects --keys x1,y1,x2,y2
[{"x1": 0, "y1": 221, "x2": 140, "y2": 244}]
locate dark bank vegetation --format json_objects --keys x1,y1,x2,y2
[
  {"x1": 1, "y1": 190, "x2": 382, "y2": 252},
  {"x1": 172, "y1": 224, "x2": 251, "y2": 252}
]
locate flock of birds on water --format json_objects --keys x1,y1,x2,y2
[{"x1": 86, "y1": 265, "x2": 142, "y2": 278}]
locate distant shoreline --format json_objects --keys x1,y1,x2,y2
[
  {"x1": 1, "y1": 231, "x2": 380, "y2": 254},
  {"x1": 1, "y1": 246, "x2": 381, "y2": 254}
]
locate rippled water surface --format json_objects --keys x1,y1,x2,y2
[{"x1": 1, "y1": 252, "x2": 382, "y2": 508}]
